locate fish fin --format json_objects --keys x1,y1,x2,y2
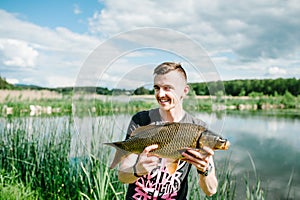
[
  {"x1": 177, "y1": 148, "x2": 187, "y2": 155},
  {"x1": 104, "y1": 142, "x2": 130, "y2": 169},
  {"x1": 130, "y1": 124, "x2": 161, "y2": 137},
  {"x1": 178, "y1": 147, "x2": 195, "y2": 155},
  {"x1": 166, "y1": 159, "x2": 179, "y2": 175}
]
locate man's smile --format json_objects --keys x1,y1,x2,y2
[{"x1": 158, "y1": 98, "x2": 171, "y2": 104}]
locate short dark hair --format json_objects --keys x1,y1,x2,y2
[{"x1": 153, "y1": 62, "x2": 187, "y2": 81}]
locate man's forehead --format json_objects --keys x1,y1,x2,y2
[
  {"x1": 153, "y1": 71, "x2": 186, "y2": 84},
  {"x1": 154, "y1": 74, "x2": 174, "y2": 85}
]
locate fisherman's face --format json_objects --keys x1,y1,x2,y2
[{"x1": 153, "y1": 70, "x2": 189, "y2": 111}]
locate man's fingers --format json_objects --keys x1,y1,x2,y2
[
  {"x1": 143, "y1": 144, "x2": 159, "y2": 154},
  {"x1": 181, "y1": 148, "x2": 211, "y2": 163},
  {"x1": 182, "y1": 146, "x2": 214, "y2": 156},
  {"x1": 181, "y1": 155, "x2": 208, "y2": 171}
]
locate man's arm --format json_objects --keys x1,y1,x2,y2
[{"x1": 198, "y1": 157, "x2": 218, "y2": 196}]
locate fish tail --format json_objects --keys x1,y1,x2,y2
[{"x1": 104, "y1": 142, "x2": 130, "y2": 169}]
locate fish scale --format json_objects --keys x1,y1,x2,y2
[{"x1": 152, "y1": 124, "x2": 199, "y2": 158}]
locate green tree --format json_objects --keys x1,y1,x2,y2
[
  {"x1": 0, "y1": 76, "x2": 15, "y2": 89},
  {"x1": 134, "y1": 87, "x2": 150, "y2": 95},
  {"x1": 281, "y1": 90, "x2": 296, "y2": 108}
]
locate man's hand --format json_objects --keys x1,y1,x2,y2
[
  {"x1": 134, "y1": 144, "x2": 160, "y2": 176},
  {"x1": 181, "y1": 146, "x2": 214, "y2": 173}
]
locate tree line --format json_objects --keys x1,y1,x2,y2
[
  {"x1": 1, "y1": 76, "x2": 299, "y2": 97},
  {"x1": 132, "y1": 78, "x2": 300, "y2": 97},
  {"x1": 189, "y1": 78, "x2": 299, "y2": 96}
]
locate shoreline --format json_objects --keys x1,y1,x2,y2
[{"x1": 1, "y1": 89, "x2": 299, "y2": 116}]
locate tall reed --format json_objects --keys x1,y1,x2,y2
[
  {"x1": 0, "y1": 117, "x2": 79, "y2": 199},
  {"x1": 75, "y1": 115, "x2": 127, "y2": 199},
  {"x1": 244, "y1": 152, "x2": 265, "y2": 200},
  {"x1": 187, "y1": 155, "x2": 236, "y2": 200}
]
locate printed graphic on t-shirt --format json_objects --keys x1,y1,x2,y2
[{"x1": 132, "y1": 160, "x2": 188, "y2": 200}]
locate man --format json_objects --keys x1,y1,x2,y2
[{"x1": 118, "y1": 62, "x2": 218, "y2": 199}]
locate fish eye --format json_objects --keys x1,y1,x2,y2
[{"x1": 219, "y1": 138, "x2": 227, "y2": 143}]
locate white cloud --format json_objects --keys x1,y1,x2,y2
[
  {"x1": 87, "y1": 0, "x2": 300, "y2": 81},
  {"x1": 0, "y1": 39, "x2": 38, "y2": 67},
  {"x1": 0, "y1": 9, "x2": 101, "y2": 87},
  {"x1": 268, "y1": 66, "x2": 287, "y2": 76}
]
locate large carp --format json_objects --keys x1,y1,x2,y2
[{"x1": 105, "y1": 122, "x2": 230, "y2": 174}]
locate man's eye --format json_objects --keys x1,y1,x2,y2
[{"x1": 164, "y1": 86, "x2": 172, "y2": 91}]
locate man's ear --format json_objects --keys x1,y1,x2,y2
[{"x1": 184, "y1": 85, "x2": 190, "y2": 96}]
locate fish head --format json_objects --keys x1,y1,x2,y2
[
  {"x1": 198, "y1": 130, "x2": 230, "y2": 150},
  {"x1": 214, "y1": 136, "x2": 230, "y2": 150}
]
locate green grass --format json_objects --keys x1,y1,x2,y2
[
  {"x1": 0, "y1": 116, "x2": 268, "y2": 199},
  {"x1": 0, "y1": 170, "x2": 39, "y2": 200}
]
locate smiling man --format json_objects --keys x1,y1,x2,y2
[{"x1": 117, "y1": 62, "x2": 218, "y2": 199}]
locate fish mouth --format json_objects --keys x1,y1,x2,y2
[{"x1": 221, "y1": 140, "x2": 230, "y2": 150}]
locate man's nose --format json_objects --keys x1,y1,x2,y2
[{"x1": 157, "y1": 88, "x2": 166, "y2": 97}]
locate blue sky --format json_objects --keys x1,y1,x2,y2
[
  {"x1": 1, "y1": 0, "x2": 102, "y2": 33},
  {"x1": 0, "y1": 0, "x2": 299, "y2": 88}
]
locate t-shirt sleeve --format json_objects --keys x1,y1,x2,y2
[
  {"x1": 125, "y1": 119, "x2": 138, "y2": 140},
  {"x1": 183, "y1": 112, "x2": 207, "y2": 128},
  {"x1": 125, "y1": 110, "x2": 151, "y2": 140},
  {"x1": 192, "y1": 117, "x2": 207, "y2": 128}
]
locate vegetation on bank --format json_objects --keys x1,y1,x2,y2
[
  {"x1": 1, "y1": 90, "x2": 299, "y2": 117},
  {"x1": 0, "y1": 96, "x2": 156, "y2": 117}
]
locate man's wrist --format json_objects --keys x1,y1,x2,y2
[
  {"x1": 133, "y1": 163, "x2": 143, "y2": 178},
  {"x1": 197, "y1": 162, "x2": 213, "y2": 176}
]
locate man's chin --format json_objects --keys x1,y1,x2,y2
[{"x1": 159, "y1": 104, "x2": 174, "y2": 111}]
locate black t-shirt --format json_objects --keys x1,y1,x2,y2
[{"x1": 125, "y1": 108, "x2": 206, "y2": 200}]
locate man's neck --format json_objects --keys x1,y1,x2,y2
[{"x1": 159, "y1": 107, "x2": 185, "y2": 122}]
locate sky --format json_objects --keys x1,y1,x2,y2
[{"x1": 0, "y1": 0, "x2": 299, "y2": 89}]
